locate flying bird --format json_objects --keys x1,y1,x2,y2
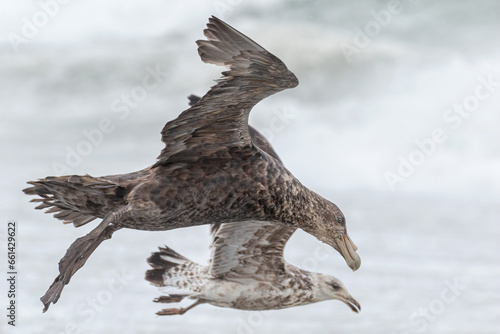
[
  {"x1": 146, "y1": 117, "x2": 360, "y2": 315},
  {"x1": 23, "y1": 16, "x2": 360, "y2": 312},
  {"x1": 146, "y1": 221, "x2": 361, "y2": 315}
]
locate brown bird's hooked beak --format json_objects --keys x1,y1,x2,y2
[
  {"x1": 333, "y1": 232, "x2": 361, "y2": 271},
  {"x1": 341, "y1": 295, "x2": 361, "y2": 313}
]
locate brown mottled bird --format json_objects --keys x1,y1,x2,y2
[{"x1": 23, "y1": 16, "x2": 361, "y2": 312}]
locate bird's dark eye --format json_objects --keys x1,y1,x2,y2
[
  {"x1": 331, "y1": 282, "x2": 340, "y2": 290},
  {"x1": 337, "y1": 217, "x2": 344, "y2": 225}
]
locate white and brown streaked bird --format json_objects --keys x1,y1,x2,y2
[
  {"x1": 23, "y1": 16, "x2": 361, "y2": 312},
  {"x1": 146, "y1": 221, "x2": 361, "y2": 315}
]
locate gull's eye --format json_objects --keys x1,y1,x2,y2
[
  {"x1": 337, "y1": 217, "x2": 344, "y2": 225},
  {"x1": 331, "y1": 282, "x2": 340, "y2": 290}
]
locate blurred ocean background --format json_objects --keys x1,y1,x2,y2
[{"x1": 1, "y1": 0, "x2": 499, "y2": 333}]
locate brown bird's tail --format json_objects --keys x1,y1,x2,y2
[{"x1": 23, "y1": 174, "x2": 127, "y2": 227}]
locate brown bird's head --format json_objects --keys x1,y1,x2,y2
[
  {"x1": 325, "y1": 212, "x2": 361, "y2": 272},
  {"x1": 301, "y1": 198, "x2": 361, "y2": 271}
]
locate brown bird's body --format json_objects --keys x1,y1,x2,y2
[{"x1": 24, "y1": 17, "x2": 360, "y2": 312}]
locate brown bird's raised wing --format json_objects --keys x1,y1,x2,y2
[
  {"x1": 155, "y1": 16, "x2": 298, "y2": 166},
  {"x1": 209, "y1": 221, "x2": 296, "y2": 282},
  {"x1": 187, "y1": 94, "x2": 283, "y2": 164}
]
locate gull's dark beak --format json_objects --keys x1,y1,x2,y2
[
  {"x1": 342, "y1": 295, "x2": 361, "y2": 313},
  {"x1": 333, "y1": 233, "x2": 361, "y2": 271}
]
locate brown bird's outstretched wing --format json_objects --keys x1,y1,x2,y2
[
  {"x1": 209, "y1": 221, "x2": 296, "y2": 282},
  {"x1": 187, "y1": 94, "x2": 283, "y2": 164},
  {"x1": 155, "y1": 16, "x2": 298, "y2": 166}
]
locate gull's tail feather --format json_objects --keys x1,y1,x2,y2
[
  {"x1": 146, "y1": 245, "x2": 208, "y2": 316},
  {"x1": 146, "y1": 246, "x2": 193, "y2": 287}
]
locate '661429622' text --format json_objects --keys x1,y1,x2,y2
[{"x1": 7, "y1": 220, "x2": 17, "y2": 326}]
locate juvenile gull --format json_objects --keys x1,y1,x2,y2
[
  {"x1": 146, "y1": 221, "x2": 361, "y2": 315},
  {"x1": 23, "y1": 16, "x2": 360, "y2": 312}
]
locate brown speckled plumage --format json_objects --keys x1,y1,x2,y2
[{"x1": 23, "y1": 16, "x2": 360, "y2": 312}]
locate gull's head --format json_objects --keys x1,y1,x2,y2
[{"x1": 313, "y1": 273, "x2": 361, "y2": 313}]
